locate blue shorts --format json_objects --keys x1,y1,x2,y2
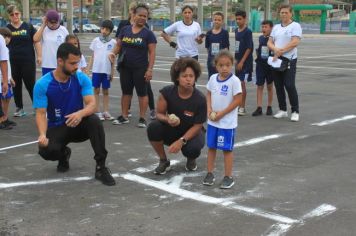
[
  {"x1": 42, "y1": 67, "x2": 55, "y2": 76},
  {"x1": 1, "y1": 84, "x2": 13, "y2": 99},
  {"x1": 92, "y1": 73, "x2": 110, "y2": 89},
  {"x1": 206, "y1": 124, "x2": 235, "y2": 151},
  {"x1": 236, "y1": 71, "x2": 252, "y2": 82},
  {"x1": 256, "y1": 63, "x2": 273, "y2": 86}
]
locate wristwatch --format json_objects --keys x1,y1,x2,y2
[{"x1": 180, "y1": 137, "x2": 187, "y2": 145}]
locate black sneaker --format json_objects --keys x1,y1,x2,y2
[
  {"x1": 154, "y1": 159, "x2": 171, "y2": 175},
  {"x1": 203, "y1": 172, "x2": 215, "y2": 186},
  {"x1": 4, "y1": 119, "x2": 17, "y2": 127},
  {"x1": 185, "y1": 158, "x2": 197, "y2": 171},
  {"x1": 112, "y1": 115, "x2": 129, "y2": 125},
  {"x1": 266, "y1": 106, "x2": 273, "y2": 116},
  {"x1": 252, "y1": 107, "x2": 262, "y2": 116},
  {"x1": 0, "y1": 121, "x2": 12, "y2": 130},
  {"x1": 57, "y1": 147, "x2": 71, "y2": 172},
  {"x1": 137, "y1": 117, "x2": 147, "y2": 128},
  {"x1": 95, "y1": 167, "x2": 116, "y2": 186},
  {"x1": 220, "y1": 176, "x2": 235, "y2": 189}
]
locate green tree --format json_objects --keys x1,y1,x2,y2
[{"x1": 31, "y1": 0, "x2": 53, "y2": 12}]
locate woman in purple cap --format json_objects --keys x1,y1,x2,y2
[{"x1": 33, "y1": 9, "x2": 69, "y2": 76}]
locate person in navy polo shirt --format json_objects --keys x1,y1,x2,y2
[{"x1": 33, "y1": 43, "x2": 115, "y2": 186}]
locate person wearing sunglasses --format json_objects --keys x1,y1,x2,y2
[{"x1": 6, "y1": 5, "x2": 41, "y2": 117}]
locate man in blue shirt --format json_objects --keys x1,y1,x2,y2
[{"x1": 33, "y1": 43, "x2": 115, "y2": 186}]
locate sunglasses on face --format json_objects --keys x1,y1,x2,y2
[{"x1": 10, "y1": 12, "x2": 20, "y2": 17}]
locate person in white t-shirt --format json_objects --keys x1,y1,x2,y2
[
  {"x1": 267, "y1": 4, "x2": 302, "y2": 122},
  {"x1": 161, "y1": 5, "x2": 204, "y2": 60},
  {"x1": 65, "y1": 34, "x2": 88, "y2": 74},
  {"x1": 203, "y1": 50, "x2": 242, "y2": 189},
  {"x1": 33, "y1": 10, "x2": 69, "y2": 76},
  {"x1": 0, "y1": 34, "x2": 11, "y2": 130},
  {"x1": 88, "y1": 20, "x2": 116, "y2": 121}
]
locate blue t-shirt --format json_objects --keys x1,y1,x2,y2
[
  {"x1": 234, "y1": 27, "x2": 253, "y2": 73},
  {"x1": 205, "y1": 29, "x2": 230, "y2": 61},
  {"x1": 33, "y1": 71, "x2": 93, "y2": 127},
  {"x1": 118, "y1": 25, "x2": 157, "y2": 68},
  {"x1": 256, "y1": 35, "x2": 271, "y2": 65}
]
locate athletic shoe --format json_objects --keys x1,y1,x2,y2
[
  {"x1": 3, "y1": 119, "x2": 17, "y2": 127},
  {"x1": 266, "y1": 106, "x2": 273, "y2": 116},
  {"x1": 102, "y1": 111, "x2": 114, "y2": 121},
  {"x1": 96, "y1": 112, "x2": 105, "y2": 121},
  {"x1": 203, "y1": 172, "x2": 215, "y2": 186},
  {"x1": 0, "y1": 121, "x2": 12, "y2": 130},
  {"x1": 252, "y1": 107, "x2": 262, "y2": 116},
  {"x1": 95, "y1": 166, "x2": 116, "y2": 186},
  {"x1": 273, "y1": 110, "x2": 288, "y2": 119},
  {"x1": 220, "y1": 176, "x2": 235, "y2": 189},
  {"x1": 290, "y1": 112, "x2": 299, "y2": 122},
  {"x1": 57, "y1": 147, "x2": 71, "y2": 173},
  {"x1": 13, "y1": 108, "x2": 26, "y2": 117},
  {"x1": 150, "y1": 109, "x2": 156, "y2": 120},
  {"x1": 154, "y1": 159, "x2": 171, "y2": 175},
  {"x1": 238, "y1": 107, "x2": 246, "y2": 116},
  {"x1": 137, "y1": 118, "x2": 147, "y2": 128},
  {"x1": 127, "y1": 111, "x2": 132, "y2": 118},
  {"x1": 112, "y1": 115, "x2": 129, "y2": 125},
  {"x1": 185, "y1": 158, "x2": 197, "y2": 171}
]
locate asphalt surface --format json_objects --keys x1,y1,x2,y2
[{"x1": 0, "y1": 33, "x2": 356, "y2": 236}]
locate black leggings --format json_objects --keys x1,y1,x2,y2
[{"x1": 10, "y1": 60, "x2": 36, "y2": 109}]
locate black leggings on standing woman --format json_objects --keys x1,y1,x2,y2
[{"x1": 10, "y1": 60, "x2": 36, "y2": 109}]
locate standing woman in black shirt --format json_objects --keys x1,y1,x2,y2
[{"x1": 6, "y1": 5, "x2": 41, "y2": 117}]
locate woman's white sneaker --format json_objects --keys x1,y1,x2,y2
[
  {"x1": 273, "y1": 110, "x2": 288, "y2": 119},
  {"x1": 290, "y1": 112, "x2": 299, "y2": 122}
]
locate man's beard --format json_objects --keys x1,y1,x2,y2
[{"x1": 62, "y1": 67, "x2": 76, "y2": 76}]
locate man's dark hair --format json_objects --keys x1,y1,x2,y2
[
  {"x1": 213, "y1": 12, "x2": 224, "y2": 20},
  {"x1": 57, "y1": 43, "x2": 81, "y2": 60},
  {"x1": 170, "y1": 58, "x2": 201, "y2": 86},
  {"x1": 279, "y1": 4, "x2": 293, "y2": 13},
  {"x1": 261, "y1": 20, "x2": 273, "y2": 27},
  {"x1": 235, "y1": 9, "x2": 246, "y2": 18},
  {"x1": 101, "y1": 19, "x2": 114, "y2": 32}
]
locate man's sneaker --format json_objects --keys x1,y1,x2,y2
[
  {"x1": 13, "y1": 108, "x2": 26, "y2": 117},
  {"x1": 273, "y1": 110, "x2": 288, "y2": 119},
  {"x1": 57, "y1": 147, "x2": 71, "y2": 172},
  {"x1": 150, "y1": 109, "x2": 156, "y2": 120},
  {"x1": 238, "y1": 107, "x2": 246, "y2": 116},
  {"x1": 95, "y1": 166, "x2": 116, "y2": 186},
  {"x1": 252, "y1": 107, "x2": 262, "y2": 116},
  {"x1": 4, "y1": 119, "x2": 17, "y2": 127},
  {"x1": 127, "y1": 111, "x2": 132, "y2": 118},
  {"x1": 154, "y1": 159, "x2": 171, "y2": 175},
  {"x1": 0, "y1": 121, "x2": 12, "y2": 130},
  {"x1": 102, "y1": 111, "x2": 114, "y2": 121},
  {"x1": 137, "y1": 117, "x2": 147, "y2": 128},
  {"x1": 112, "y1": 115, "x2": 129, "y2": 125},
  {"x1": 96, "y1": 112, "x2": 105, "y2": 121},
  {"x1": 290, "y1": 112, "x2": 299, "y2": 122},
  {"x1": 185, "y1": 158, "x2": 197, "y2": 171},
  {"x1": 203, "y1": 172, "x2": 215, "y2": 186},
  {"x1": 266, "y1": 106, "x2": 273, "y2": 116},
  {"x1": 220, "y1": 176, "x2": 235, "y2": 189}
]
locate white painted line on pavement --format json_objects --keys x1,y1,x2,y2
[
  {"x1": 133, "y1": 159, "x2": 181, "y2": 173},
  {"x1": 0, "y1": 141, "x2": 39, "y2": 152},
  {"x1": 298, "y1": 65, "x2": 356, "y2": 71},
  {"x1": 234, "y1": 134, "x2": 286, "y2": 148},
  {"x1": 304, "y1": 54, "x2": 356, "y2": 59},
  {"x1": 311, "y1": 115, "x2": 356, "y2": 127},
  {"x1": 264, "y1": 223, "x2": 292, "y2": 236},
  {"x1": 301, "y1": 204, "x2": 337, "y2": 220}
]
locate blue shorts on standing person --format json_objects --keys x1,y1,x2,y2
[
  {"x1": 256, "y1": 64, "x2": 273, "y2": 86},
  {"x1": 92, "y1": 73, "x2": 110, "y2": 89},
  {"x1": 1, "y1": 84, "x2": 13, "y2": 99},
  {"x1": 206, "y1": 124, "x2": 235, "y2": 151},
  {"x1": 236, "y1": 70, "x2": 252, "y2": 82}
]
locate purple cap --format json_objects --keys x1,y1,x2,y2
[{"x1": 46, "y1": 10, "x2": 59, "y2": 22}]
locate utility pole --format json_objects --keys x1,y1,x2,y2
[
  {"x1": 169, "y1": 0, "x2": 176, "y2": 23},
  {"x1": 67, "y1": 0, "x2": 73, "y2": 33},
  {"x1": 104, "y1": 0, "x2": 111, "y2": 20},
  {"x1": 22, "y1": 0, "x2": 30, "y2": 23},
  {"x1": 198, "y1": 0, "x2": 203, "y2": 28}
]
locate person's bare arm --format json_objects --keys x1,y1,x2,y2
[{"x1": 36, "y1": 108, "x2": 49, "y2": 147}]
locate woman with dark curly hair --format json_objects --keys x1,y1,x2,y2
[{"x1": 147, "y1": 57, "x2": 207, "y2": 175}]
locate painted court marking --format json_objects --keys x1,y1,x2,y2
[{"x1": 311, "y1": 115, "x2": 356, "y2": 127}]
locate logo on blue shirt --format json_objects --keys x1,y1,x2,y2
[{"x1": 220, "y1": 85, "x2": 228, "y2": 96}]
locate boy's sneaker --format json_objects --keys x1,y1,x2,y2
[
  {"x1": 220, "y1": 176, "x2": 235, "y2": 189},
  {"x1": 203, "y1": 172, "x2": 215, "y2": 186},
  {"x1": 137, "y1": 117, "x2": 147, "y2": 128},
  {"x1": 274, "y1": 110, "x2": 288, "y2": 119},
  {"x1": 266, "y1": 106, "x2": 273, "y2": 116},
  {"x1": 57, "y1": 147, "x2": 71, "y2": 173},
  {"x1": 290, "y1": 112, "x2": 299, "y2": 122},
  {"x1": 95, "y1": 166, "x2": 116, "y2": 186},
  {"x1": 154, "y1": 159, "x2": 171, "y2": 175},
  {"x1": 238, "y1": 107, "x2": 246, "y2": 116},
  {"x1": 150, "y1": 109, "x2": 156, "y2": 120},
  {"x1": 112, "y1": 115, "x2": 129, "y2": 125},
  {"x1": 252, "y1": 107, "x2": 262, "y2": 116},
  {"x1": 0, "y1": 121, "x2": 12, "y2": 130},
  {"x1": 4, "y1": 119, "x2": 17, "y2": 127},
  {"x1": 185, "y1": 158, "x2": 197, "y2": 171},
  {"x1": 13, "y1": 108, "x2": 26, "y2": 117},
  {"x1": 102, "y1": 111, "x2": 114, "y2": 121},
  {"x1": 96, "y1": 112, "x2": 105, "y2": 121}
]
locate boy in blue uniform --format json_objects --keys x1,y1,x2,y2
[
  {"x1": 0, "y1": 32, "x2": 10, "y2": 129},
  {"x1": 252, "y1": 20, "x2": 274, "y2": 116},
  {"x1": 234, "y1": 9, "x2": 253, "y2": 116},
  {"x1": 205, "y1": 12, "x2": 230, "y2": 78}
]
